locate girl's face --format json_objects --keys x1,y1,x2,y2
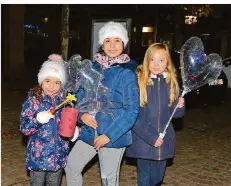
[
  {"x1": 41, "y1": 77, "x2": 61, "y2": 96},
  {"x1": 149, "y1": 49, "x2": 168, "y2": 75},
  {"x1": 103, "y1": 37, "x2": 123, "y2": 58}
]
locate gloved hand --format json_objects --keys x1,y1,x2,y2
[
  {"x1": 36, "y1": 111, "x2": 54, "y2": 124},
  {"x1": 70, "y1": 127, "x2": 79, "y2": 142}
]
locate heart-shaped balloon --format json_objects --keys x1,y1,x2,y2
[{"x1": 180, "y1": 37, "x2": 223, "y2": 95}]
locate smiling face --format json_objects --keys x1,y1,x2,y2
[
  {"x1": 148, "y1": 49, "x2": 168, "y2": 75},
  {"x1": 103, "y1": 37, "x2": 124, "y2": 57},
  {"x1": 41, "y1": 77, "x2": 61, "y2": 96}
]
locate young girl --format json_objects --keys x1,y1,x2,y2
[
  {"x1": 65, "y1": 21, "x2": 140, "y2": 186},
  {"x1": 20, "y1": 54, "x2": 69, "y2": 186},
  {"x1": 126, "y1": 43, "x2": 185, "y2": 186}
]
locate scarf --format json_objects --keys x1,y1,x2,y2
[{"x1": 94, "y1": 53, "x2": 130, "y2": 69}]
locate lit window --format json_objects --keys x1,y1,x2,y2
[
  {"x1": 185, "y1": 16, "x2": 197, "y2": 25},
  {"x1": 142, "y1": 27, "x2": 154, "y2": 33}
]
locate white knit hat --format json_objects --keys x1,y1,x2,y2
[
  {"x1": 98, "y1": 21, "x2": 129, "y2": 47},
  {"x1": 38, "y1": 54, "x2": 66, "y2": 86}
]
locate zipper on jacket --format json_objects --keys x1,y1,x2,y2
[{"x1": 158, "y1": 77, "x2": 161, "y2": 160}]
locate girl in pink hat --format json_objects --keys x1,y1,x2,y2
[{"x1": 20, "y1": 54, "x2": 69, "y2": 186}]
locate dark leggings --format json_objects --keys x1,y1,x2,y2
[{"x1": 30, "y1": 169, "x2": 63, "y2": 186}]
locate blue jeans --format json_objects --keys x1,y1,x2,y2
[{"x1": 137, "y1": 159, "x2": 167, "y2": 186}]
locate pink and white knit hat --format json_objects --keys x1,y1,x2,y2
[{"x1": 37, "y1": 54, "x2": 66, "y2": 86}]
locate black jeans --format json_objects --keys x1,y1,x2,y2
[
  {"x1": 30, "y1": 169, "x2": 63, "y2": 186},
  {"x1": 137, "y1": 159, "x2": 167, "y2": 186}
]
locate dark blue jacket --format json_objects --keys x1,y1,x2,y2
[
  {"x1": 126, "y1": 75, "x2": 185, "y2": 160},
  {"x1": 77, "y1": 60, "x2": 140, "y2": 148}
]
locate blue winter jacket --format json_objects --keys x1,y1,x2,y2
[
  {"x1": 20, "y1": 91, "x2": 69, "y2": 171},
  {"x1": 126, "y1": 75, "x2": 185, "y2": 160},
  {"x1": 77, "y1": 60, "x2": 140, "y2": 148}
]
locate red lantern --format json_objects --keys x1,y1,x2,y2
[{"x1": 59, "y1": 107, "x2": 79, "y2": 137}]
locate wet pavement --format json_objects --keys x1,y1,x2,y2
[{"x1": 1, "y1": 82, "x2": 231, "y2": 186}]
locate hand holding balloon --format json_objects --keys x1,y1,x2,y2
[
  {"x1": 177, "y1": 97, "x2": 185, "y2": 108},
  {"x1": 81, "y1": 113, "x2": 98, "y2": 129}
]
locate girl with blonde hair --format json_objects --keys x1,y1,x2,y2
[{"x1": 126, "y1": 43, "x2": 185, "y2": 186}]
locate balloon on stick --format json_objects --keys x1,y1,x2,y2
[{"x1": 159, "y1": 37, "x2": 223, "y2": 139}]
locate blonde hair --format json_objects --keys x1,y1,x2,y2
[{"x1": 138, "y1": 43, "x2": 179, "y2": 107}]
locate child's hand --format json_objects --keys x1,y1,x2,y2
[
  {"x1": 36, "y1": 111, "x2": 54, "y2": 124},
  {"x1": 81, "y1": 113, "x2": 98, "y2": 129},
  {"x1": 154, "y1": 137, "x2": 164, "y2": 147},
  {"x1": 177, "y1": 97, "x2": 185, "y2": 108},
  {"x1": 94, "y1": 134, "x2": 110, "y2": 150}
]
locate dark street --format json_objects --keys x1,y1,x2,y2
[
  {"x1": 1, "y1": 80, "x2": 231, "y2": 186},
  {"x1": 2, "y1": 4, "x2": 231, "y2": 186}
]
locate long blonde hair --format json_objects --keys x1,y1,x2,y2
[{"x1": 138, "y1": 43, "x2": 179, "y2": 107}]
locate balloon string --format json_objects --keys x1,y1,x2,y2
[{"x1": 159, "y1": 91, "x2": 185, "y2": 139}]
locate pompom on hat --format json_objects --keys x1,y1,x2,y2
[
  {"x1": 38, "y1": 54, "x2": 66, "y2": 86},
  {"x1": 98, "y1": 21, "x2": 129, "y2": 47}
]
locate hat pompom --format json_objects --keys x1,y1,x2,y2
[{"x1": 48, "y1": 54, "x2": 63, "y2": 62}]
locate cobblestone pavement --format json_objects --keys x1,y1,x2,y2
[{"x1": 1, "y1": 84, "x2": 231, "y2": 186}]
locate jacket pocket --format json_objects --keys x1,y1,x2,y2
[{"x1": 145, "y1": 118, "x2": 158, "y2": 132}]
